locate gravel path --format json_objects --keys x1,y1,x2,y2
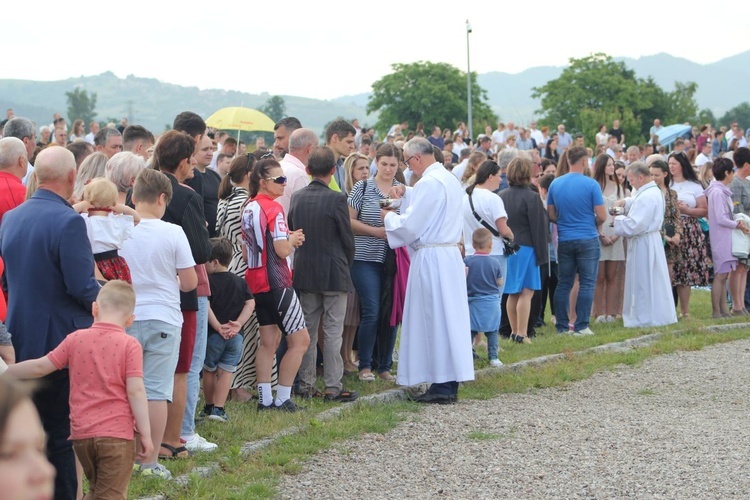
[{"x1": 279, "y1": 339, "x2": 750, "y2": 499}]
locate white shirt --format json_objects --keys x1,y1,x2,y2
[
  {"x1": 277, "y1": 153, "x2": 309, "y2": 215},
  {"x1": 81, "y1": 213, "x2": 135, "y2": 253},
  {"x1": 462, "y1": 188, "x2": 508, "y2": 256},
  {"x1": 671, "y1": 180, "x2": 705, "y2": 209},
  {"x1": 452, "y1": 159, "x2": 469, "y2": 181},
  {"x1": 695, "y1": 152, "x2": 711, "y2": 167},
  {"x1": 84, "y1": 132, "x2": 95, "y2": 145},
  {"x1": 530, "y1": 128, "x2": 544, "y2": 146},
  {"x1": 120, "y1": 218, "x2": 195, "y2": 328}
]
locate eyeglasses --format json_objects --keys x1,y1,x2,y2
[
  {"x1": 404, "y1": 155, "x2": 418, "y2": 168},
  {"x1": 263, "y1": 175, "x2": 287, "y2": 185},
  {"x1": 260, "y1": 151, "x2": 275, "y2": 159}
]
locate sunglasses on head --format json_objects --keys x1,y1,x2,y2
[{"x1": 263, "y1": 175, "x2": 287, "y2": 185}]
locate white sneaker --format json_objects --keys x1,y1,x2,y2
[
  {"x1": 183, "y1": 433, "x2": 218, "y2": 452},
  {"x1": 595, "y1": 315, "x2": 607, "y2": 323},
  {"x1": 489, "y1": 359, "x2": 503, "y2": 367},
  {"x1": 573, "y1": 327, "x2": 595, "y2": 336}
]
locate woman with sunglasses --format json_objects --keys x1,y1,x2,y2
[
  {"x1": 241, "y1": 158, "x2": 310, "y2": 411},
  {"x1": 348, "y1": 143, "x2": 405, "y2": 382},
  {"x1": 668, "y1": 151, "x2": 709, "y2": 318},
  {"x1": 217, "y1": 154, "x2": 273, "y2": 401}
]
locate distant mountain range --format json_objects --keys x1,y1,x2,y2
[{"x1": 2, "y1": 51, "x2": 748, "y2": 136}]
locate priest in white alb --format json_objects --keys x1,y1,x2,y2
[
  {"x1": 382, "y1": 137, "x2": 474, "y2": 404},
  {"x1": 613, "y1": 161, "x2": 677, "y2": 328}
]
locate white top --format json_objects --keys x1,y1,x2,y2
[
  {"x1": 84, "y1": 132, "x2": 95, "y2": 145},
  {"x1": 596, "y1": 132, "x2": 609, "y2": 145},
  {"x1": 452, "y1": 159, "x2": 469, "y2": 181},
  {"x1": 671, "y1": 179, "x2": 705, "y2": 209},
  {"x1": 462, "y1": 188, "x2": 508, "y2": 256},
  {"x1": 491, "y1": 130, "x2": 504, "y2": 145},
  {"x1": 695, "y1": 152, "x2": 711, "y2": 167},
  {"x1": 120, "y1": 218, "x2": 195, "y2": 327},
  {"x1": 81, "y1": 213, "x2": 135, "y2": 253}
]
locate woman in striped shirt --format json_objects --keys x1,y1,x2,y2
[{"x1": 348, "y1": 143, "x2": 405, "y2": 382}]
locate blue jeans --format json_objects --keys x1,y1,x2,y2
[
  {"x1": 182, "y1": 296, "x2": 208, "y2": 437},
  {"x1": 351, "y1": 260, "x2": 396, "y2": 372},
  {"x1": 555, "y1": 237, "x2": 600, "y2": 332},
  {"x1": 471, "y1": 331, "x2": 499, "y2": 360}
]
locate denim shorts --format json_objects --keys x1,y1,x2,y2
[
  {"x1": 126, "y1": 320, "x2": 181, "y2": 401},
  {"x1": 203, "y1": 332, "x2": 243, "y2": 373}
]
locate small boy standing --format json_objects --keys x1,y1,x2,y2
[
  {"x1": 464, "y1": 228, "x2": 504, "y2": 367},
  {"x1": 4, "y1": 280, "x2": 153, "y2": 499},
  {"x1": 121, "y1": 168, "x2": 197, "y2": 477},
  {"x1": 202, "y1": 237, "x2": 255, "y2": 422}
]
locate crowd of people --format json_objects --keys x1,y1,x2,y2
[{"x1": 0, "y1": 106, "x2": 748, "y2": 498}]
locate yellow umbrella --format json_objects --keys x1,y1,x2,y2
[{"x1": 205, "y1": 107, "x2": 276, "y2": 135}]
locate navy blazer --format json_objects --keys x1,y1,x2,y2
[{"x1": 0, "y1": 189, "x2": 100, "y2": 361}]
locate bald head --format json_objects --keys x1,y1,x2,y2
[
  {"x1": 0, "y1": 137, "x2": 28, "y2": 172},
  {"x1": 288, "y1": 128, "x2": 319, "y2": 153},
  {"x1": 35, "y1": 147, "x2": 76, "y2": 188}
]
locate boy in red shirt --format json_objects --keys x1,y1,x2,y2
[{"x1": 4, "y1": 280, "x2": 152, "y2": 499}]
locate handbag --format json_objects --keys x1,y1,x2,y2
[{"x1": 468, "y1": 193, "x2": 519, "y2": 255}]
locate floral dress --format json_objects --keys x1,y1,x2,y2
[{"x1": 661, "y1": 188, "x2": 683, "y2": 284}]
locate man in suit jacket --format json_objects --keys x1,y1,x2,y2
[
  {"x1": 0, "y1": 146, "x2": 100, "y2": 499},
  {"x1": 288, "y1": 146, "x2": 356, "y2": 401}
]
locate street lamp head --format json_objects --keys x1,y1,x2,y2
[{"x1": 466, "y1": 20, "x2": 472, "y2": 33}]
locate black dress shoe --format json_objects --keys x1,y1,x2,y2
[{"x1": 412, "y1": 392, "x2": 457, "y2": 405}]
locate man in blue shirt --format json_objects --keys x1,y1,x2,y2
[{"x1": 546, "y1": 146, "x2": 607, "y2": 335}]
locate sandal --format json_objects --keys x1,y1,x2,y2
[
  {"x1": 358, "y1": 371, "x2": 376, "y2": 381},
  {"x1": 377, "y1": 371, "x2": 396, "y2": 382},
  {"x1": 324, "y1": 390, "x2": 359, "y2": 402},
  {"x1": 297, "y1": 387, "x2": 324, "y2": 399},
  {"x1": 344, "y1": 363, "x2": 359, "y2": 374},
  {"x1": 158, "y1": 443, "x2": 192, "y2": 460}
]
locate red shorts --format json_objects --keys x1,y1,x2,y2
[
  {"x1": 95, "y1": 254, "x2": 132, "y2": 284},
  {"x1": 175, "y1": 311, "x2": 197, "y2": 374}
]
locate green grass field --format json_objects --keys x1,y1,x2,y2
[{"x1": 127, "y1": 289, "x2": 750, "y2": 499}]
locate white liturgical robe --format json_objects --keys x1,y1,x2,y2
[
  {"x1": 384, "y1": 162, "x2": 475, "y2": 386},
  {"x1": 614, "y1": 181, "x2": 677, "y2": 328}
]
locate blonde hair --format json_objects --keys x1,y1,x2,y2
[
  {"x1": 96, "y1": 280, "x2": 136, "y2": 317},
  {"x1": 462, "y1": 151, "x2": 488, "y2": 185},
  {"x1": 472, "y1": 227, "x2": 493, "y2": 250},
  {"x1": 344, "y1": 153, "x2": 370, "y2": 193},
  {"x1": 24, "y1": 171, "x2": 38, "y2": 200},
  {"x1": 73, "y1": 152, "x2": 108, "y2": 200},
  {"x1": 82, "y1": 178, "x2": 118, "y2": 208}
]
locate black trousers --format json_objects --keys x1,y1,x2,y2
[
  {"x1": 34, "y1": 370, "x2": 77, "y2": 500},
  {"x1": 500, "y1": 289, "x2": 543, "y2": 338},
  {"x1": 539, "y1": 261, "x2": 558, "y2": 322},
  {"x1": 428, "y1": 381, "x2": 459, "y2": 396}
]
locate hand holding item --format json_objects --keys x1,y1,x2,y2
[{"x1": 388, "y1": 185, "x2": 406, "y2": 199}]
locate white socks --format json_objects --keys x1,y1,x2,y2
[
  {"x1": 258, "y1": 383, "x2": 273, "y2": 406},
  {"x1": 275, "y1": 385, "x2": 292, "y2": 406}
]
